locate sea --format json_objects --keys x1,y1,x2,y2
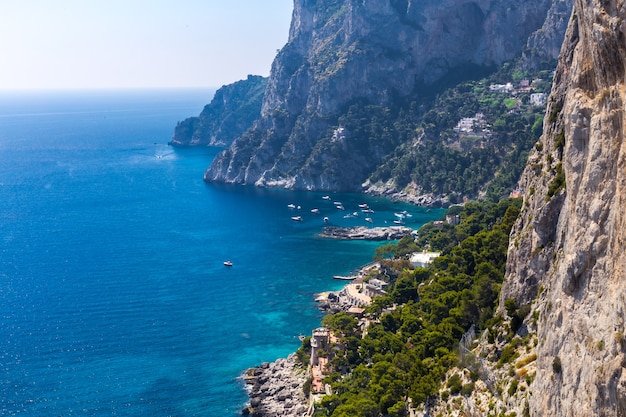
[{"x1": 0, "y1": 89, "x2": 444, "y2": 416}]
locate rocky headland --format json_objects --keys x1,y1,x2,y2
[
  {"x1": 242, "y1": 354, "x2": 309, "y2": 417},
  {"x1": 319, "y1": 225, "x2": 413, "y2": 240},
  {"x1": 204, "y1": 0, "x2": 573, "y2": 196},
  {"x1": 170, "y1": 75, "x2": 267, "y2": 147}
]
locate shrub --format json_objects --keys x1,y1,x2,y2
[
  {"x1": 498, "y1": 338, "x2": 522, "y2": 367},
  {"x1": 515, "y1": 353, "x2": 537, "y2": 368},
  {"x1": 552, "y1": 356, "x2": 562, "y2": 374},
  {"x1": 546, "y1": 162, "x2": 565, "y2": 199},
  {"x1": 517, "y1": 367, "x2": 528, "y2": 378},
  {"x1": 461, "y1": 382, "x2": 475, "y2": 396},
  {"x1": 447, "y1": 373, "x2": 463, "y2": 395}
]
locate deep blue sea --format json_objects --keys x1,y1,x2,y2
[{"x1": 0, "y1": 89, "x2": 444, "y2": 416}]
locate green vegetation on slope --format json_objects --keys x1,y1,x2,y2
[
  {"x1": 301, "y1": 198, "x2": 522, "y2": 417},
  {"x1": 367, "y1": 66, "x2": 553, "y2": 202}
]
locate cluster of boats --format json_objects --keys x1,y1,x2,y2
[
  {"x1": 287, "y1": 197, "x2": 414, "y2": 226},
  {"x1": 287, "y1": 197, "x2": 380, "y2": 224},
  {"x1": 392, "y1": 210, "x2": 412, "y2": 225}
]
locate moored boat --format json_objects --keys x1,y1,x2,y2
[{"x1": 333, "y1": 275, "x2": 357, "y2": 280}]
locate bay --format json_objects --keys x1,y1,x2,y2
[{"x1": 0, "y1": 89, "x2": 444, "y2": 416}]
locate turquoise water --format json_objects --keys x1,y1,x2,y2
[{"x1": 0, "y1": 90, "x2": 444, "y2": 416}]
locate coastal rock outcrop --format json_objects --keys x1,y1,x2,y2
[
  {"x1": 242, "y1": 355, "x2": 308, "y2": 417},
  {"x1": 205, "y1": 0, "x2": 571, "y2": 193},
  {"x1": 319, "y1": 225, "x2": 413, "y2": 240},
  {"x1": 170, "y1": 75, "x2": 267, "y2": 147},
  {"x1": 501, "y1": 0, "x2": 626, "y2": 414}
]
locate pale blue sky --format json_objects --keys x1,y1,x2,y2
[{"x1": 0, "y1": 1, "x2": 293, "y2": 90}]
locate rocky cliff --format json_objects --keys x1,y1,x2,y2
[
  {"x1": 204, "y1": 0, "x2": 570, "y2": 192},
  {"x1": 521, "y1": 0, "x2": 574, "y2": 69},
  {"x1": 169, "y1": 75, "x2": 267, "y2": 147},
  {"x1": 501, "y1": 0, "x2": 626, "y2": 414}
]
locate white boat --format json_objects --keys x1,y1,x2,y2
[
  {"x1": 394, "y1": 212, "x2": 405, "y2": 218},
  {"x1": 333, "y1": 201, "x2": 343, "y2": 206},
  {"x1": 336, "y1": 205, "x2": 345, "y2": 210},
  {"x1": 311, "y1": 208, "x2": 320, "y2": 214},
  {"x1": 352, "y1": 212, "x2": 359, "y2": 217},
  {"x1": 323, "y1": 217, "x2": 329, "y2": 222},
  {"x1": 223, "y1": 260, "x2": 233, "y2": 267},
  {"x1": 291, "y1": 216, "x2": 303, "y2": 221},
  {"x1": 287, "y1": 203, "x2": 296, "y2": 209},
  {"x1": 393, "y1": 219, "x2": 405, "y2": 225},
  {"x1": 362, "y1": 208, "x2": 374, "y2": 213},
  {"x1": 358, "y1": 203, "x2": 369, "y2": 209},
  {"x1": 322, "y1": 195, "x2": 331, "y2": 200},
  {"x1": 333, "y1": 275, "x2": 357, "y2": 281},
  {"x1": 365, "y1": 217, "x2": 373, "y2": 223}
]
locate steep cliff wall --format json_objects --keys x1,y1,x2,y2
[
  {"x1": 501, "y1": 0, "x2": 626, "y2": 414},
  {"x1": 205, "y1": 0, "x2": 564, "y2": 192},
  {"x1": 521, "y1": 0, "x2": 574, "y2": 69}
]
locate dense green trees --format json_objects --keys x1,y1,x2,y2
[
  {"x1": 367, "y1": 66, "x2": 548, "y2": 202},
  {"x1": 312, "y1": 198, "x2": 522, "y2": 416}
]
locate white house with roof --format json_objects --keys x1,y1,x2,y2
[{"x1": 410, "y1": 251, "x2": 441, "y2": 268}]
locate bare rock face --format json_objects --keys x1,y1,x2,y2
[
  {"x1": 521, "y1": 0, "x2": 574, "y2": 69},
  {"x1": 205, "y1": 0, "x2": 563, "y2": 192},
  {"x1": 501, "y1": 0, "x2": 626, "y2": 414}
]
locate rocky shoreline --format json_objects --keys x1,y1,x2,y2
[
  {"x1": 319, "y1": 225, "x2": 413, "y2": 240},
  {"x1": 240, "y1": 261, "x2": 382, "y2": 416},
  {"x1": 241, "y1": 354, "x2": 309, "y2": 417},
  {"x1": 362, "y1": 181, "x2": 450, "y2": 208}
]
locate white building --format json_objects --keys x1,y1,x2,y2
[
  {"x1": 530, "y1": 93, "x2": 547, "y2": 107},
  {"x1": 409, "y1": 251, "x2": 441, "y2": 268}
]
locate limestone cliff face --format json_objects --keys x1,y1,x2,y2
[
  {"x1": 169, "y1": 75, "x2": 267, "y2": 147},
  {"x1": 205, "y1": 0, "x2": 563, "y2": 191},
  {"x1": 501, "y1": 0, "x2": 626, "y2": 414},
  {"x1": 521, "y1": 0, "x2": 574, "y2": 69}
]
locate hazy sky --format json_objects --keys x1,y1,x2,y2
[{"x1": 0, "y1": 1, "x2": 293, "y2": 90}]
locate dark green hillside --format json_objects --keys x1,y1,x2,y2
[{"x1": 366, "y1": 66, "x2": 553, "y2": 203}]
